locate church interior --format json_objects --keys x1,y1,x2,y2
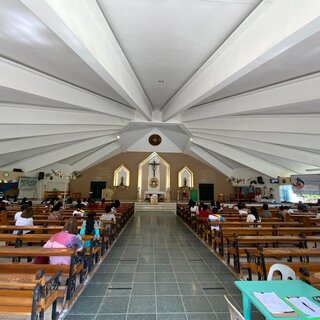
[{"x1": 1, "y1": 1, "x2": 320, "y2": 320}]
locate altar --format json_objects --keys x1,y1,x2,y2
[
  {"x1": 137, "y1": 152, "x2": 170, "y2": 202},
  {"x1": 144, "y1": 191, "x2": 166, "y2": 201}
]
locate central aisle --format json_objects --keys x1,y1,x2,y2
[{"x1": 64, "y1": 211, "x2": 263, "y2": 320}]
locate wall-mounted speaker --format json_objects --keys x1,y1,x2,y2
[
  {"x1": 257, "y1": 176, "x2": 264, "y2": 184},
  {"x1": 38, "y1": 172, "x2": 44, "y2": 180}
]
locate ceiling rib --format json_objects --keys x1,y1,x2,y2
[
  {"x1": 162, "y1": 0, "x2": 320, "y2": 120},
  {"x1": 21, "y1": 0, "x2": 153, "y2": 120}
]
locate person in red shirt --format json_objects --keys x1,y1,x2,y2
[{"x1": 198, "y1": 204, "x2": 210, "y2": 219}]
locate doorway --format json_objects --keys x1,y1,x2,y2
[
  {"x1": 90, "y1": 181, "x2": 106, "y2": 200},
  {"x1": 199, "y1": 183, "x2": 214, "y2": 201}
]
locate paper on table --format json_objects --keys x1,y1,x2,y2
[
  {"x1": 253, "y1": 292, "x2": 295, "y2": 315},
  {"x1": 286, "y1": 296, "x2": 320, "y2": 317}
]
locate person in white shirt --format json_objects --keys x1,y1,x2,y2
[
  {"x1": 100, "y1": 205, "x2": 115, "y2": 225},
  {"x1": 73, "y1": 204, "x2": 85, "y2": 216},
  {"x1": 188, "y1": 200, "x2": 199, "y2": 217},
  {"x1": 238, "y1": 203, "x2": 248, "y2": 215},
  {"x1": 246, "y1": 207, "x2": 261, "y2": 224},
  {"x1": 14, "y1": 204, "x2": 29, "y2": 221},
  {"x1": 208, "y1": 207, "x2": 224, "y2": 230},
  {"x1": 14, "y1": 207, "x2": 34, "y2": 234}
]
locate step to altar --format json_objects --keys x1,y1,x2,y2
[{"x1": 134, "y1": 202, "x2": 177, "y2": 214}]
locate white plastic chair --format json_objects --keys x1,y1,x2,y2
[
  {"x1": 267, "y1": 263, "x2": 296, "y2": 280},
  {"x1": 224, "y1": 295, "x2": 244, "y2": 320}
]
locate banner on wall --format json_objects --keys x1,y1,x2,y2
[{"x1": 291, "y1": 174, "x2": 320, "y2": 194}]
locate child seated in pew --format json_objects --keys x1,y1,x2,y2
[
  {"x1": 14, "y1": 207, "x2": 34, "y2": 234},
  {"x1": 80, "y1": 211, "x2": 99, "y2": 247},
  {"x1": 73, "y1": 204, "x2": 86, "y2": 217},
  {"x1": 208, "y1": 207, "x2": 224, "y2": 230},
  {"x1": 44, "y1": 217, "x2": 83, "y2": 265},
  {"x1": 47, "y1": 202, "x2": 63, "y2": 221}
]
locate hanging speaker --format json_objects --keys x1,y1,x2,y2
[{"x1": 38, "y1": 172, "x2": 44, "y2": 180}]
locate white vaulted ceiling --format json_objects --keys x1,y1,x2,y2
[{"x1": 1, "y1": 0, "x2": 320, "y2": 178}]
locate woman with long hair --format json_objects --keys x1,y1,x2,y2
[
  {"x1": 43, "y1": 217, "x2": 83, "y2": 264},
  {"x1": 80, "y1": 211, "x2": 99, "y2": 247}
]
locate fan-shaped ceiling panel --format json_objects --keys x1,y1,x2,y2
[{"x1": 0, "y1": 0, "x2": 320, "y2": 177}]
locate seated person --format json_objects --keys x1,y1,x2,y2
[
  {"x1": 48, "y1": 202, "x2": 63, "y2": 221},
  {"x1": 80, "y1": 212, "x2": 99, "y2": 247},
  {"x1": 100, "y1": 205, "x2": 115, "y2": 227},
  {"x1": 14, "y1": 207, "x2": 34, "y2": 234},
  {"x1": 208, "y1": 207, "x2": 224, "y2": 230},
  {"x1": 198, "y1": 204, "x2": 210, "y2": 219},
  {"x1": 246, "y1": 207, "x2": 261, "y2": 223},
  {"x1": 111, "y1": 199, "x2": 121, "y2": 213},
  {"x1": 238, "y1": 203, "x2": 248, "y2": 215},
  {"x1": 14, "y1": 203, "x2": 29, "y2": 221},
  {"x1": 73, "y1": 204, "x2": 86, "y2": 216},
  {"x1": 189, "y1": 200, "x2": 199, "y2": 217},
  {"x1": 261, "y1": 203, "x2": 272, "y2": 218},
  {"x1": 43, "y1": 217, "x2": 83, "y2": 265}
]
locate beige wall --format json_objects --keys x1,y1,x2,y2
[{"x1": 70, "y1": 152, "x2": 233, "y2": 201}]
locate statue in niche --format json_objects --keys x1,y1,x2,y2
[
  {"x1": 184, "y1": 177, "x2": 187, "y2": 187},
  {"x1": 119, "y1": 176, "x2": 125, "y2": 188}
]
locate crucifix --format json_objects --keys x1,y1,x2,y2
[{"x1": 149, "y1": 160, "x2": 160, "y2": 177}]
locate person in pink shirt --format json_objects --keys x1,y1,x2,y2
[{"x1": 44, "y1": 217, "x2": 83, "y2": 265}]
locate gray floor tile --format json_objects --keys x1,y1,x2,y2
[
  {"x1": 69, "y1": 297, "x2": 103, "y2": 314},
  {"x1": 112, "y1": 272, "x2": 134, "y2": 282},
  {"x1": 195, "y1": 273, "x2": 218, "y2": 282},
  {"x1": 155, "y1": 272, "x2": 176, "y2": 283},
  {"x1": 98, "y1": 296, "x2": 129, "y2": 313},
  {"x1": 132, "y1": 282, "x2": 155, "y2": 295},
  {"x1": 155, "y1": 257, "x2": 171, "y2": 264},
  {"x1": 65, "y1": 315, "x2": 95, "y2": 320},
  {"x1": 190, "y1": 264, "x2": 211, "y2": 272},
  {"x1": 91, "y1": 272, "x2": 114, "y2": 283},
  {"x1": 182, "y1": 296, "x2": 213, "y2": 312},
  {"x1": 214, "y1": 271, "x2": 238, "y2": 282},
  {"x1": 175, "y1": 272, "x2": 198, "y2": 282},
  {"x1": 173, "y1": 264, "x2": 192, "y2": 272},
  {"x1": 98, "y1": 264, "x2": 118, "y2": 272},
  {"x1": 81, "y1": 283, "x2": 108, "y2": 296},
  {"x1": 155, "y1": 264, "x2": 174, "y2": 272},
  {"x1": 187, "y1": 313, "x2": 217, "y2": 320},
  {"x1": 136, "y1": 264, "x2": 155, "y2": 272},
  {"x1": 106, "y1": 285, "x2": 132, "y2": 296},
  {"x1": 134, "y1": 272, "x2": 155, "y2": 282},
  {"x1": 116, "y1": 264, "x2": 137, "y2": 273},
  {"x1": 157, "y1": 314, "x2": 187, "y2": 320},
  {"x1": 178, "y1": 282, "x2": 204, "y2": 295},
  {"x1": 214, "y1": 313, "x2": 229, "y2": 320},
  {"x1": 128, "y1": 296, "x2": 156, "y2": 313},
  {"x1": 157, "y1": 296, "x2": 185, "y2": 313},
  {"x1": 102, "y1": 258, "x2": 121, "y2": 264},
  {"x1": 156, "y1": 282, "x2": 180, "y2": 295},
  {"x1": 96, "y1": 315, "x2": 126, "y2": 320},
  {"x1": 207, "y1": 295, "x2": 232, "y2": 313},
  {"x1": 127, "y1": 315, "x2": 156, "y2": 320}
]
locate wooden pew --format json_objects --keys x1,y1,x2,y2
[
  {"x1": 245, "y1": 247, "x2": 320, "y2": 281},
  {"x1": 0, "y1": 246, "x2": 83, "y2": 301},
  {"x1": 226, "y1": 234, "x2": 318, "y2": 274},
  {"x1": 0, "y1": 269, "x2": 61, "y2": 320}
]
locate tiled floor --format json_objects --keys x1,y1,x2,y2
[{"x1": 64, "y1": 211, "x2": 264, "y2": 320}]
